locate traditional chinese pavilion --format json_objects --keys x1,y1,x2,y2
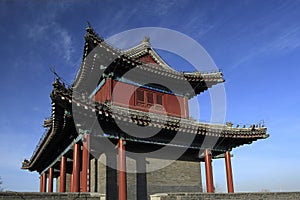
[{"x1": 22, "y1": 25, "x2": 269, "y2": 200}]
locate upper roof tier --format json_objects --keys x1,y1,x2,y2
[
  {"x1": 72, "y1": 26, "x2": 224, "y2": 99},
  {"x1": 123, "y1": 36, "x2": 177, "y2": 71}
]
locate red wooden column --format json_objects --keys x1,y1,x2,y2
[
  {"x1": 81, "y1": 134, "x2": 90, "y2": 192},
  {"x1": 39, "y1": 175, "x2": 43, "y2": 192},
  {"x1": 72, "y1": 143, "x2": 80, "y2": 192},
  {"x1": 48, "y1": 167, "x2": 54, "y2": 192},
  {"x1": 204, "y1": 149, "x2": 214, "y2": 193},
  {"x1": 40, "y1": 173, "x2": 47, "y2": 192},
  {"x1": 43, "y1": 173, "x2": 47, "y2": 192},
  {"x1": 118, "y1": 138, "x2": 127, "y2": 200},
  {"x1": 225, "y1": 151, "x2": 234, "y2": 193},
  {"x1": 59, "y1": 156, "x2": 67, "y2": 192}
]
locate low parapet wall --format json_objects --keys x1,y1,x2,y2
[
  {"x1": 2, "y1": 192, "x2": 300, "y2": 200},
  {"x1": 150, "y1": 192, "x2": 300, "y2": 200},
  {"x1": 0, "y1": 192, "x2": 105, "y2": 200}
]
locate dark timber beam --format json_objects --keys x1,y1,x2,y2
[{"x1": 40, "y1": 134, "x2": 83, "y2": 176}]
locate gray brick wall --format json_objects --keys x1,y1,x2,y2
[
  {"x1": 90, "y1": 158, "x2": 97, "y2": 192},
  {"x1": 89, "y1": 153, "x2": 118, "y2": 200},
  {"x1": 126, "y1": 156, "x2": 137, "y2": 200},
  {"x1": 147, "y1": 159, "x2": 202, "y2": 196},
  {"x1": 150, "y1": 192, "x2": 300, "y2": 200},
  {"x1": 98, "y1": 154, "x2": 107, "y2": 194},
  {"x1": 89, "y1": 156, "x2": 202, "y2": 200}
]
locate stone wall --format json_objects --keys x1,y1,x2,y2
[
  {"x1": 125, "y1": 158, "x2": 202, "y2": 200},
  {"x1": 147, "y1": 159, "x2": 202, "y2": 196},
  {"x1": 0, "y1": 192, "x2": 105, "y2": 200},
  {"x1": 89, "y1": 154, "x2": 118, "y2": 200},
  {"x1": 89, "y1": 155, "x2": 202, "y2": 200},
  {"x1": 55, "y1": 173, "x2": 71, "y2": 192},
  {"x1": 150, "y1": 192, "x2": 300, "y2": 200}
]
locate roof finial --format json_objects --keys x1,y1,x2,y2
[
  {"x1": 142, "y1": 36, "x2": 150, "y2": 43},
  {"x1": 84, "y1": 21, "x2": 104, "y2": 43},
  {"x1": 87, "y1": 21, "x2": 91, "y2": 28},
  {"x1": 86, "y1": 21, "x2": 91, "y2": 28}
]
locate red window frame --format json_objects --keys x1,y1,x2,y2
[{"x1": 135, "y1": 88, "x2": 164, "y2": 109}]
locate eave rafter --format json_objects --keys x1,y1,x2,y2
[{"x1": 65, "y1": 90, "x2": 268, "y2": 143}]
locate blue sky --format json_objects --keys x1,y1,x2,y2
[{"x1": 0, "y1": 0, "x2": 300, "y2": 192}]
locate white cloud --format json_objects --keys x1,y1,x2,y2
[
  {"x1": 24, "y1": 3, "x2": 74, "y2": 64},
  {"x1": 230, "y1": 25, "x2": 300, "y2": 69},
  {"x1": 269, "y1": 26, "x2": 300, "y2": 51},
  {"x1": 27, "y1": 21, "x2": 74, "y2": 63},
  {"x1": 152, "y1": 0, "x2": 177, "y2": 16},
  {"x1": 53, "y1": 26, "x2": 74, "y2": 62},
  {"x1": 229, "y1": 2, "x2": 300, "y2": 69},
  {"x1": 182, "y1": 13, "x2": 218, "y2": 40}
]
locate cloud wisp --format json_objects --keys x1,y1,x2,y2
[
  {"x1": 23, "y1": 1, "x2": 75, "y2": 65},
  {"x1": 26, "y1": 21, "x2": 74, "y2": 63},
  {"x1": 230, "y1": 2, "x2": 300, "y2": 68}
]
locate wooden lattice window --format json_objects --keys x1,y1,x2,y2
[
  {"x1": 135, "y1": 88, "x2": 164, "y2": 109},
  {"x1": 156, "y1": 94, "x2": 162, "y2": 105},
  {"x1": 136, "y1": 89, "x2": 144, "y2": 103},
  {"x1": 147, "y1": 92, "x2": 154, "y2": 104}
]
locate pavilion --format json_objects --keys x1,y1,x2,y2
[{"x1": 22, "y1": 25, "x2": 269, "y2": 200}]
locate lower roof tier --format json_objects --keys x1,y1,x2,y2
[{"x1": 22, "y1": 85, "x2": 268, "y2": 172}]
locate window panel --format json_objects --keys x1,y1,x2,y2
[
  {"x1": 136, "y1": 89, "x2": 144, "y2": 103},
  {"x1": 147, "y1": 92, "x2": 154, "y2": 104},
  {"x1": 156, "y1": 94, "x2": 162, "y2": 105},
  {"x1": 135, "y1": 88, "x2": 164, "y2": 110}
]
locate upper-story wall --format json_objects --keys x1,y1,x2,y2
[{"x1": 93, "y1": 78, "x2": 189, "y2": 118}]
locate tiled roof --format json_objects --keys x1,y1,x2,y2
[{"x1": 73, "y1": 26, "x2": 224, "y2": 98}]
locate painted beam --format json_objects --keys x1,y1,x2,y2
[{"x1": 40, "y1": 134, "x2": 83, "y2": 175}]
